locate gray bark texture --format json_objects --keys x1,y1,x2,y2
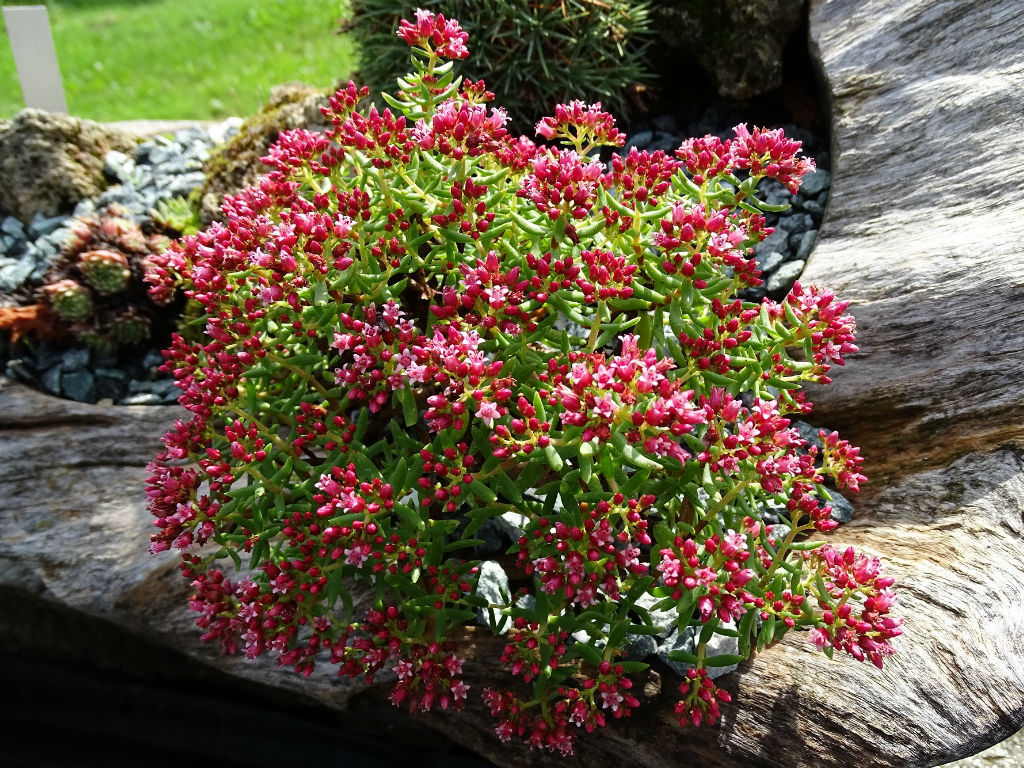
[{"x1": 1, "y1": 0, "x2": 1023, "y2": 765}]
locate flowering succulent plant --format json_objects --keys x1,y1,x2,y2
[
  {"x1": 146, "y1": 10, "x2": 901, "y2": 756},
  {"x1": 31, "y1": 203, "x2": 178, "y2": 352}
]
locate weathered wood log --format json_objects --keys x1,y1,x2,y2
[
  {"x1": 1, "y1": 379, "x2": 1021, "y2": 767},
  {"x1": 2, "y1": 0, "x2": 1023, "y2": 764},
  {"x1": 799, "y1": 0, "x2": 1024, "y2": 492}
]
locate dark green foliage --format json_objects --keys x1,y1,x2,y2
[{"x1": 343, "y1": 0, "x2": 655, "y2": 132}]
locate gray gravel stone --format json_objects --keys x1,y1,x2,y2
[
  {"x1": 60, "y1": 369, "x2": 96, "y2": 402},
  {"x1": 656, "y1": 626, "x2": 696, "y2": 676},
  {"x1": 119, "y1": 392, "x2": 162, "y2": 405},
  {"x1": 145, "y1": 145, "x2": 177, "y2": 167},
  {"x1": 570, "y1": 626, "x2": 659, "y2": 662},
  {"x1": 496, "y1": 510, "x2": 529, "y2": 540},
  {"x1": 795, "y1": 229, "x2": 818, "y2": 261},
  {"x1": 0, "y1": 258, "x2": 34, "y2": 292},
  {"x1": 799, "y1": 198, "x2": 825, "y2": 217},
  {"x1": 794, "y1": 420, "x2": 826, "y2": 453},
  {"x1": 765, "y1": 260, "x2": 806, "y2": 294},
  {"x1": 474, "y1": 517, "x2": 510, "y2": 556},
  {"x1": 758, "y1": 179, "x2": 793, "y2": 207},
  {"x1": 623, "y1": 633, "x2": 658, "y2": 661},
  {"x1": 633, "y1": 592, "x2": 679, "y2": 638},
  {"x1": 72, "y1": 198, "x2": 96, "y2": 218},
  {"x1": 799, "y1": 169, "x2": 831, "y2": 197},
  {"x1": 5, "y1": 359, "x2": 34, "y2": 383},
  {"x1": 103, "y1": 150, "x2": 135, "y2": 183},
  {"x1": 474, "y1": 560, "x2": 511, "y2": 632},
  {"x1": 776, "y1": 212, "x2": 814, "y2": 234},
  {"x1": 142, "y1": 348, "x2": 165, "y2": 370},
  {"x1": 207, "y1": 116, "x2": 243, "y2": 146},
  {"x1": 61, "y1": 347, "x2": 91, "y2": 372},
  {"x1": 28, "y1": 212, "x2": 68, "y2": 238},
  {"x1": 95, "y1": 368, "x2": 130, "y2": 401},
  {"x1": 40, "y1": 364, "x2": 62, "y2": 395},
  {"x1": 754, "y1": 228, "x2": 789, "y2": 256},
  {"x1": 168, "y1": 171, "x2": 207, "y2": 196},
  {"x1": 828, "y1": 490, "x2": 856, "y2": 524},
  {"x1": 1, "y1": 216, "x2": 25, "y2": 237},
  {"x1": 625, "y1": 130, "x2": 653, "y2": 150},
  {"x1": 755, "y1": 250, "x2": 785, "y2": 276}
]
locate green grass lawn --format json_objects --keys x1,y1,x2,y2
[{"x1": 0, "y1": 0, "x2": 356, "y2": 122}]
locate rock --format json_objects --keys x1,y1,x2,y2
[
  {"x1": 27, "y1": 213, "x2": 67, "y2": 239},
  {"x1": 794, "y1": 229, "x2": 818, "y2": 260},
  {"x1": 655, "y1": 626, "x2": 696, "y2": 676},
  {"x1": 754, "y1": 228, "x2": 789, "y2": 256},
  {"x1": 206, "y1": 116, "x2": 244, "y2": 147},
  {"x1": 39, "y1": 364, "x2": 62, "y2": 396},
  {"x1": 474, "y1": 517, "x2": 509, "y2": 556},
  {"x1": 119, "y1": 392, "x2": 162, "y2": 405},
  {"x1": 623, "y1": 633, "x2": 658, "y2": 662},
  {"x1": 776, "y1": 212, "x2": 814, "y2": 234},
  {"x1": 759, "y1": 179, "x2": 793, "y2": 207},
  {"x1": 634, "y1": 591, "x2": 679, "y2": 638},
  {"x1": 2, "y1": 217, "x2": 26, "y2": 244},
  {"x1": 800, "y1": 168, "x2": 831, "y2": 197},
  {"x1": 60, "y1": 369, "x2": 95, "y2": 403},
  {"x1": 765, "y1": 260, "x2": 805, "y2": 295},
  {"x1": 799, "y1": 198, "x2": 826, "y2": 217},
  {"x1": 61, "y1": 347, "x2": 90, "y2": 373},
  {"x1": 103, "y1": 150, "x2": 135, "y2": 184},
  {"x1": 794, "y1": 420, "x2": 826, "y2": 453},
  {"x1": 755, "y1": 250, "x2": 785, "y2": 275},
  {"x1": 0, "y1": 110, "x2": 139, "y2": 224},
  {"x1": 0, "y1": 258, "x2": 34, "y2": 292},
  {"x1": 473, "y1": 560, "x2": 510, "y2": 632},
  {"x1": 625, "y1": 130, "x2": 654, "y2": 150},
  {"x1": 651, "y1": 1, "x2": 803, "y2": 100},
  {"x1": 495, "y1": 510, "x2": 529, "y2": 541},
  {"x1": 94, "y1": 368, "x2": 129, "y2": 402},
  {"x1": 823, "y1": 489, "x2": 855, "y2": 523}
]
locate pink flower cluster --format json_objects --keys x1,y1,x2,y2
[
  {"x1": 654, "y1": 202, "x2": 764, "y2": 288},
  {"x1": 484, "y1": 660, "x2": 639, "y2": 756},
  {"x1": 764, "y1": 282, "x2": 860, "y2": 382},
  {"x1": 518, "y1": 148, "x2": 605, "y2": 221},
  {"x1": 806, "y1": 545, "x2": 903, "y2": 668},
  {"x1": 396, "y1": 9, "x2": 469, "y2": 59},
  {"x1": 536, "y1": 334, "x2": 705, "y2": 462},
  {"x1": 656, "y1": 531, "x2": 756, "y2": 623},
  {"x1": 535, "y1": 100, "x2": 626, "y2": 148},
  {"x1": 675, "y1": 667, "x2": 732, "y2": 726},
  {"x1": 516, "y1": 494, "x2": 652, "y2": 609},
  {"x1": 676, "y1": 124, "x2": 817, "y2": 193}
]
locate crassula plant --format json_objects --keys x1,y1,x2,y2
[{"x1": 146, "y1": 10, "x2": 901, "y2": 755}]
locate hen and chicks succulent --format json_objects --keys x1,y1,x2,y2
[{"x1": 35, "y1": 202, "x2": 184, "y2": 352}]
